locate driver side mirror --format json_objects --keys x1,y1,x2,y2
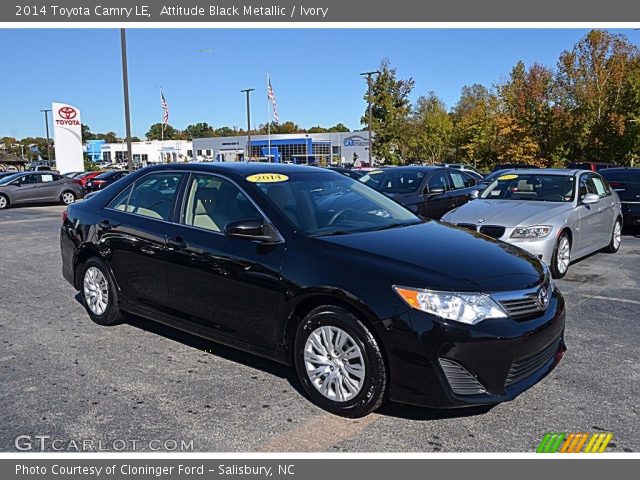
[
  {"x1": 428, "y1": 187, "x2": 445, "y2": 196},
  {"x1": 224, "y1": 218, "x2": 281, "y2": 244},
  {"x1": 581, "y1": 193, "x2": 600, "y2": 205},
  {"x1": 469, "y1": 189, "x2": 480, "y2": 200}
]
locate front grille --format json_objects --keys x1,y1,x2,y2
[
  {"x1": 479, "y1": 225, "x2": 506, "y2": 239},
  {"x1": 500, "y1": 296, "x2": 542, "y2": 319},
  {"x1": 505, "y1": 339, "x2": 559, "y2": 387},
  {"x1": 457, "y1": 223, "x2": 478, "y2": 231},
  {"x1": 438, "y1": 358, "x2": 486, "y2": 395}
]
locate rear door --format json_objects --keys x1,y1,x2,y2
[
  {"x1": 38, "y1": 173, "x2": 63, "y2": 201},
  {"x1": 98, "y1": 171, "x2": 185, "y2": 312},
  {"x1": 448, "y1": 170, "x2": 478, "y2": 209},
  {"x1": 576, "y1": 173, "x2": 602, "y2": 252}
]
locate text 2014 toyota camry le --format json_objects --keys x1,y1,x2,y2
[{"x1": 60, "y1": 164, "x2": 566, "y2": 417}]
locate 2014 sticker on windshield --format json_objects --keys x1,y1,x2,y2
[
  {"x1": 246, "y1": 173, "x2": 289, "y2": 183},
  {"x1": 497, "y1": 174, "x2": 519, "y2": 181}
]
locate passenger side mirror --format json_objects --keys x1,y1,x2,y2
[
  {"x1": 581, "y1": 193, "x2": 600, "y2": 205},
  {"x1": 428, "y1": 187, "x2": 445, "y2": 196},
  {"x1": 224, "y1": 218, "x2": 281, "y2": 243},
  {"x1": 469, "y1": 189, "x2": 480, "y2": 200}
]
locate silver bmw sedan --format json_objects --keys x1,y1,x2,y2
[{"x1": 442, "y1": 169, "x2": 623, "y2": 278}]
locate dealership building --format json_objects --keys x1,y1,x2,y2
[{"x1": 84, "y1": 131, "x2": 373, "y2": 167}]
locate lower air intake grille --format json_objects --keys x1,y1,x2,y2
[
  {"x1": 479, "y1": 225, "x2": 506, "y2": 239},
  {"x1": 505, "y1": 340, "x2": 559, "y2": 387},
  {"x1": 438, "y1": 358, "x2": 486, "y2": 395}
]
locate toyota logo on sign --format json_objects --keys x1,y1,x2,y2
[{"x1": 58, "y1": 106, "x2": 77, "y2": 120}]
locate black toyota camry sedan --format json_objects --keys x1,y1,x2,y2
[{"x1": 60, "y1": 163, "x2": 566, "y2": 417}]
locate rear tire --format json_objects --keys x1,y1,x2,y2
[
  {"x1": 81, "y1": 258, "x2": 123, "y2": 326},
  {"x1": 61, "y1": 191, "x2": 76, "y2": 205},
  {"x1": 0, "y1": 194, "x2": 8, "y2": 210},
  {"x1": 550, "y1": 233, "x2": 571, "y2": 279},
  {"x1": 294, "y1": 306, "x2": 387, "y2": 418},
  {"x1": 603, "y1": 218, "x2": 622, "y2": 253}
]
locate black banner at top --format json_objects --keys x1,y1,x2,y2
[{"x1": 4, "y1": 0, "x2": 640, "y2": 22}]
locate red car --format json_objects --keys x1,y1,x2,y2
[{"x1": 77, "y1": 171, "x2": 105, "y2": 188}]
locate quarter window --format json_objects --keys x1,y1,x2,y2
[
  {"x1": 182, "y1": 174, "x2": 261, "y2": 233},
  {"x1": 591, "y1": 176, "x2": 610, "y2": 197}
]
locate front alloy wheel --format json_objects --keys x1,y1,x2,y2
[
  {"x1": 294, "y1": 306, "x2": 387, "y2": 417},
  {"x1": 551, "y1": 233, "x2": 571, "y2": 279}
]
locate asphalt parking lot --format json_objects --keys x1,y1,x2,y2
[{"x1": 0, "y1": 204, "x2": 638, "y2": 452}]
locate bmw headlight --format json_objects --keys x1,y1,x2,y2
[
  {"x1": 510, "y1": 225, "x2": 553, "y2": 238},
  {"x1": 393, "y1": 286, "x2": 507, "y2": 325}
]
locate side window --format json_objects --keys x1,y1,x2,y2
[
  {"x1": 591, "y1": 175, "x2": 610, "y2": 197},
  {"x1": 449, "y1": 171, "x2": 467, "y2": 190},
  {"x1": 182, "y1": 174, "x2": 261, "y2": 233},
  {"x1": 427, "y1": 171, "x2": 449, "y2": 193},
  {"x1": 461, "y1": 171, "x2": 478, "y2": 188},
  {"x1": 21, "y1": 174, "x2": 40, "y2": 184},
  {"x1": 579, "y1": 175, "x2": 597, "y2": 199},
  {"x1": 111, "y1": 173, "x2": 182, "y2": 220},
  {"x1": 40, "y1": 174, "x2": 55, "y2": 183}
]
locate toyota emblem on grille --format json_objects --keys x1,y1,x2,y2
[{"x1": 536, "y1": 286, "x2": 550, "y2": 309}]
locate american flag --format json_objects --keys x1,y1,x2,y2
[
  {"x1": 160, "y1": 91, "x2": 169, "y2": 125},
  {"x1": 267, "y1": 76, "x2": 279, "y2": 124}
]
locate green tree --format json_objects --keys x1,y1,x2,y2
[
  {"x1": 407, "y1": 92, "x2": 453, "y2": 164},
  {"x1": 215, "y1": 126, "x2": 239, "y2": 137},
  {"x1": 362, "y1": 58, "x2": 415, "y2": 165},
  {"x1": 183, "y1": 122, "x2": 216, "y2": 140},
  {"x1": 146, "y1": 123, "x2": 178, "y2": 140},
  {"x1": 556, "y1": 29, "x2": 640, "y2": 162}
]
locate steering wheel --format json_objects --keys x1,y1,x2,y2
[{"x1": 328, "y1": 208, "x2": 354, "y2": 226}]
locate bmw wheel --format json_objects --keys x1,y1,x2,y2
[
  {"x1": 551, "y1": 233, "x2": 571, "y2": 279},
  {"x1": 294, "y1": 306, "x2": 387, "y2": 417},
  {"x1": 603, "y1": 218, "x2": 622, "y2": 253},
  {"x1": 0, "y1": 194, "x2": 8, "y2": 210},
  {"x1": 61, "y1": 191, "x2": 76, "y2": 205},
  {"x1": 81, "y1": 258, "x2": 122, "y2": 326}
]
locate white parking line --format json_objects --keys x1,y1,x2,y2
[
  {"x1": 0, "y1": 217, "x2": 60, "y2": 225},
  {"x1": 581, "y1": 294, "x2": 640, "y2": 306}
]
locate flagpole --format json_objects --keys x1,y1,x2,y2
[
  {"x1": 160, "y1": 89, "x2": 165, "y2": 163},
  {"x1": 267, "y1": 73, "x2": 271, "y2": 163}
]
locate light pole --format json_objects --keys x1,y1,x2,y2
[
  {"x1": 241, "y1": 88, "x2": 254, "y2": 161},
  {"x1": 360, "y1": 70, "x2": 380, "y2": 166},
  {"x1": 40, "y1": 109, "x2": 52, "y2": 162},
  {"x1": 120, "y1": 28, "x2": 134, "y2": 172}
]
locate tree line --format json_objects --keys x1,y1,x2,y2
[{"x1": 366, "y1": 30, "x2": 640, "y2": 169}]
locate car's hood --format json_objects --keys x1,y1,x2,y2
[
  {"x1": 443, "y1": 199, "x2": 573, "y2": 227},
  {"x1": 317, "y1": 221, "x2": 545, "y2": 292}
]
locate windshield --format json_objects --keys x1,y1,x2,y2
[
  {"x1": 250, "y1": 171, "x2": 420, "y2": 236},
  {"x1": 359, "y1": 169, "x2": 426, "y2": 194},
  {"x1": 0, "y1": 173, "x2": 23, "y2": 186},
  {"x1": 481, "y1": 173, "x2": 575, "y2": 202}
]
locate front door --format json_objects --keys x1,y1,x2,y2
[
  {"x1": 576, "y1": 173, "x2": 603, "y2": 253},
  {"x1": 165, "y1": 173, "x2": 285, "y2": 349},
  {"x1": 423, "y1": 170, "x2": 453, "y2": 219}
]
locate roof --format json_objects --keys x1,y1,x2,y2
[
  {"x1": 498, "y1": 168, "x2": 583, "y2": 176},
  {"x1": 141, "y1": 162, "x2": 340, "y2": 176}
]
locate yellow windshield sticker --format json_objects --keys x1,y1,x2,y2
[
  {"x1": 497, "y1": 174, "x2": 518, "y2": 181},
  {"x1": 246, "y1": 173, "x2": 289, "y2": 183}
]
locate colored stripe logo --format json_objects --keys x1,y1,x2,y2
[{"x1": 537, "y1": 432, "x2": 613, "y2": 453}]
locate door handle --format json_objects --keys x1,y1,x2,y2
[{"x1": 166, "y1": 237, "x2": 187, "y2": 250}]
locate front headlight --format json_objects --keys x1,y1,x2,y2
[
  {"x1": 510, "y1": 225, "x2": 553, "y2": 238},
  {"x1": 393, "y1": 286, "x2": 507, "y2": 325}
]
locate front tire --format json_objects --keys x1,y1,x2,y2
[
  {"x1": 61, "y1": 191, "x2": 76, "y2": 205},
  {"x1": 603, "y1": 218, "x2": 622, "y2": 253},
  {"x1": 294, "y1": 306, "x2": 387, "y2": 418},
  {"x1": 550, "y1": 233, "x2": 571, "y2": 279},
  {"x1": 0, "y1": 194, "x2": 8, "y2": 210},
  {"x1": 81, "y1": 258, "x2": 123, "y2": 326}
]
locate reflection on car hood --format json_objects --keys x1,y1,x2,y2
[
  {"x1": 318, "y1": 221, "x2": 545, "y2": 292},
  {"x1": 443, "y1": 199, "x2": 573, "y2": 227}
]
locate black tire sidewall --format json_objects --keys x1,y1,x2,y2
[
  {"x1": 0, "y1": 194, "x2": 8, "y2": 209},
  {"x1": 81, "y1": 258, "x2": 121, "y2": 326},
  {"x1": 294, "y1": 306, "x2": 386, "y2": 417}
]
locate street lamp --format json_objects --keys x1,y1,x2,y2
[
  {"x1": 40, "y1": 109, "x2": 52, "y2": 162},
  {"x1": 120, "y1": 28, "x2": 134, "y2": 172},
  {"x1": 241, "y1": 88, "x2": 255, "y2": 161},
  {"x1": 360, "y1": 70, "x2": 380, "y2": 167}
]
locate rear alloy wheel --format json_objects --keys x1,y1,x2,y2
[
  {"x1": 61, "y1": 191, "x2": 76, "y2": 205},
  {"x1": 81, "y1": 258, "x2": 122, "y2": 326},
  {"x1": 551, "y1": 233, "x2": 571, "y2": 279},
  {"x1": 604, "y1": 218, "x2": 622, "y2": 253},
  {"x1": 0, "y1": 194, "x2": 8, "y2": 210},
  {"x1": 294, "y1": 306, "x2": 387, "y2": 417}
]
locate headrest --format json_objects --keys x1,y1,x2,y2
[{"x1": 516, "y1": 180, "x2": 533, "y2": 192}]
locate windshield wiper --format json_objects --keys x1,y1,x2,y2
[{"x1": 370, "y1": 221, "x2": 421, "y2": 232}]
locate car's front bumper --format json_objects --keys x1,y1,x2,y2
[
  {"x1": 506, "y1": 230, "x2": 558, "y2": 265},
  {"x1": 377, "y1": 286, "x2": 566, "y2": 408}
]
